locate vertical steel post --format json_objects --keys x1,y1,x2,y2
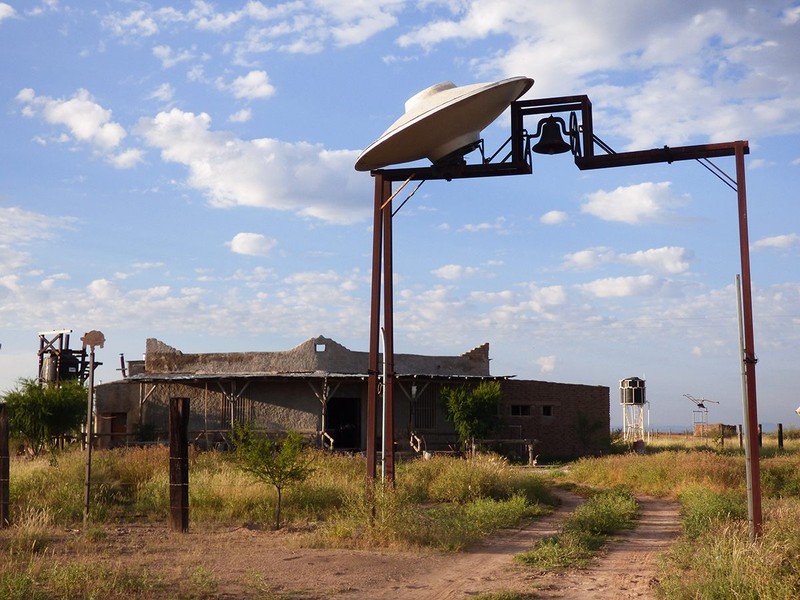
[
  {"x1": 169, "y1": 397, "x2": 189, "y2": 532},
  {"x1": 735, "y1": 142, "x2": 763, "y2": 538},
  {"x1": 0, "y1": 403, "x2": 9, "y2": 527},
  {"x1": 83, "y1": 348, "x2": 95, "y2": 527},
  {"x1": 366, "y1": 174, "x2": 386, "y2": 483},
  {"x1": 382, "y1": 181, "x2": 395, "y2": 485}
]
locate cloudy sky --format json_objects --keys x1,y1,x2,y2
[{"x1": 1, "y1": 0, "x2": 799, "y2": 428}]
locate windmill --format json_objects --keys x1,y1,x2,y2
[{"x1": 684, "y1": 394, "x2": 719, "y2": 440}]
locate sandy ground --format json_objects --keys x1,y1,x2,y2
[{"x1": 69, "y1": 490, "x2": 680, "y2": 599}]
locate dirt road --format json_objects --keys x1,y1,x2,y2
[
  {"x1": 167, "y1": 491, "x2": 680, "y2": 598},
  {"x1": 81, "y1": 491, "x2": 680, "y2": 598}
]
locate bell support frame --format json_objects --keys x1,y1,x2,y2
[{"x1": 365, "y1": 94, "x2": 761, "y2": 538}]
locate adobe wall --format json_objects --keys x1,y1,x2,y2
[{"x1": 143, "y1": 336, "x2": 490, "y2": 377}]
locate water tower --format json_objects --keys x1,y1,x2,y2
[{"x1": 620, "y1": 377, "x2": 647, "y2": 443}]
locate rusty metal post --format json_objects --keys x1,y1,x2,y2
[
  {"x1": 735, "y1": 142, "x2": 762, "y2": 538},
  {"x1": 1, "y1": 403, "x2": 9, "y2": 527},
  {"x1": 83, "y1": 346, "x2": 96, "y2": 527},
  {"x1": 169, "y1": 397, "x2": 189, "y2": 532},
  {"x1": 366, "y1": 174, "x2": 386, "y2": 484},
  {"x1": 383, "y1": 183, "x2": 395, "y2": 485}
]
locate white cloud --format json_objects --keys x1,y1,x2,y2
[
  {"x1": 228, "y1": 233, "x2": 277, "y2": 257},
  {"x1": 0, "y1": 206, "x2": 75, "y2": 245},
  {"x1": 135, "y1": 108, "x2": 369, "y2": 223},
  {"x1": 540, "y1": 210, "x2": 568, "y2": 225},
  {"x1": 229, "y1": 70, "x2": 275, "y2": 99},
  {"x1": 0, "y1": 3, "x2": 15, "y2": 22},
  {"x1": 619, "y1": 247, "x2": 693, "y2": 274},
  {"x1": 578, "y1": 275, "x2": 661, "y2": 298},
  {"x1": 102, "y1": 10, "x2": 158, "y2": 38},
  {"x1": 229, "y1": 108, "x2": 252, "y2": 123},
  {"x1": 752, "y1": 233, "x2": 800, "y2": 251},
  {"x1": 17, "y1": 88, "x2": 127, "y2": 151},
  {"x1": 562, "y1": 247, "x2": 614, "y2": 271},
  {"x1": 562, "y1": 246, "x2": 692, "y2": 274},
  {"x1": 87, "y1": 278, "x2": 121, "y2": 300},
  {"x1": 330, "y1": 6, "x2": 399, "y2": 46},
  {"x1": 782, "y1": 6, "x2": 800, "y2": 25},
  {"x1": 536, "y1": 355, "x2": 556, "y2": 374},
  {"x1": 460, "y1": 217, "x2": 508, "y2": 233},
  {"x1": 101, "y1": 1, "x2": 400, "y2": 62},
  {"x1": 747, "y1": 158, "x2": 770, "y2": 170},
  {"x1": 152, "y1": 45, "x2": 194, "y2": 68},
  {"x1": 581, "y1": 182, "x2": 688, "y2": 224},
  {"x1": 397, "y1": 2, "x2": 800, "y2": 146},
  {"x1": 108, "y1": 148, "x2": 144, "y2": 169},
  {"x1": 148, "y1": 83, "x2": 175, "y2": 103},
  {"x1": 431, "y1": 264, "x2": 480, "y2": 280}
]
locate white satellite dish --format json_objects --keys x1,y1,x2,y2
[
  {"x1": 355, "y1": 76, "x2": 534, "y2": 172},
  {"x1": 796, "y1": 405, "x2": 800, "y2": 416}
]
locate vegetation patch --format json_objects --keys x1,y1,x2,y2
[{"x1": 514, "y1": 487, "x2": 638, "y2": 569}]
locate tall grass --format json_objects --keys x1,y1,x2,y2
[
  {"x1": 561, "y1": 447, "x2": 800, "y2": 599},
  {"x1": 660, "y1": 499, "x2": 800, "y2": 598},
  {"x1": 563, "y1": 450, "x2": 746, "y2": 497},
  {"x1": 5, "y1": 447, "x2": 553, "y2": 541}
]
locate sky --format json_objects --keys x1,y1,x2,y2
[{"x1": 1, "y1": 1, "x2": 799, "y2": 430}]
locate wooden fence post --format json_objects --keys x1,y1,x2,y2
[
  {"x1": 778, "y1": 423, "x2": 784, "y2": 451},
  {"x1": 169, "y1": 397, "x2": 189, "y2": 532}
]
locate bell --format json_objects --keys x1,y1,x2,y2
[{"x1": 532, "y1": 115, "x2": 571, "y2": 155}]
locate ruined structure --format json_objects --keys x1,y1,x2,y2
[{"x1": 95, "y1": 335, "x2": 609, "y2": 460}]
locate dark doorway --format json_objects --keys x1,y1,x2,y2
[
  {"x1": 109, "y1": 412, "x2": 128, "y2": 448},
  {"x1": 326, "y1": 397, "x2": 361, "y2": 450}
]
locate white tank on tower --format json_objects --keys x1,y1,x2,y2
[{"x1": 620, "y1": 377, "x2": 647, "y2": 445}]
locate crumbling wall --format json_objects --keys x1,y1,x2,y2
[{"x1": 143, "y1": 336, "x2": 490, "y2": 377}]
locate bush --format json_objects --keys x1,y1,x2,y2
[{"x1": 3, "y1": 378, "x2": 86, "y2": 455}]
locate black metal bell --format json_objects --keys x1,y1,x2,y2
[{"x1": 532, "y1": 116, "x2": 571, "y2": 155}]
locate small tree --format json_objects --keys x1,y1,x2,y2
[
  {"x1": 3, "y1": 378, "x2": 87, "y2": 455},
  {"x1": 443, "y1": 380, "x2": 501, "y2": 456},
  {"x1": 230, "y1": 424, "x2": 314, "y2": 530}
]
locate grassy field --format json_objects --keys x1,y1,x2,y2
[
  {"x1": 2, "y1": 433, "x2": 799, "y2": 598},
  {"x1": 562, "y1": 431, "x2": 800, "y2": 599}
]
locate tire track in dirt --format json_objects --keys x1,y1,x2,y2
[{"x1": 530, "y1": 497, "x2": 681, "y2": 600}]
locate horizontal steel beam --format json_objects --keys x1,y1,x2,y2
[
  {"x1": 576, "y1": 141, "x2": 749, "y2": 170},
  {"x1": 373, "y1": 160, "x2": 531, "y2": 182}
]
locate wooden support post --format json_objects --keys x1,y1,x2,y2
[
  {"x1": 1, "y1": 404, "x2": 9, "y2": 528},
  {"x1": 778, "y1": 423, "x2": 784, "y2": 450},
  {"x1": 169, "y1": 397, "x2": 190, "y2": 532}
]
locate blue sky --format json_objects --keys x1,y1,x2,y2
[{"x1": 1, "y1": 1, "x2": 799, "y2": 429}]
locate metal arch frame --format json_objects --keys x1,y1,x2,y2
[{"x1": 365, "y1": 94, "x2": 762, "y2": 537}]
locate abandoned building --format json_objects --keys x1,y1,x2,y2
[{"x1": 95, "y1": 336, "x2": 610, "y2": 460}]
